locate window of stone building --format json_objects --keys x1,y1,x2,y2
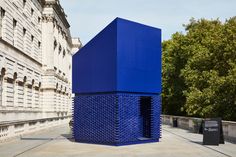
[
  {"x1": 38, "y1": 41, "x2": 41, "y2": 57},
  {"x1": 0, "y1": 75, "x2": 3, "y2": 106},
  {"x1": 13, "y1": 19, "x2": 17, "y2": 28},
  {"x1": 6, "y1": 78, "x2": 14, "y2": 107},
  {"x1": 38, "y1": 17, "x2": 41, "y2": 24},
  {"x1": 59, "y1": 44, "x2": 62, "y2": 54},
  {"x1": 31, "y1": 80, "x2": 35, "y2": 108},
  {"x1": 62, "y1": 32, "x2": 65, "y2": 39},
  {"x1": 13, "y1": 73, "x2": 17, "y2": 107},
  {"x1": 23, "y1": 28, "x2": 26, "y2": 49},
  {"x1": 23, "y1": 28, "x2": 26, "y2": 36},
  {"x1": 23, "y1": 76, "x2": 27, "y2": 108},
  {"x1": 58, "y1": 26, "x2": 61, "y2": 34},
  {"x1": 31, "y1": 35, "x2": 34, "y2": 43},
  {"x1": 38, "y1": 41, "x2": 41, "y2": 49},
  {"x1": 13, "y1": 19, "x2": 17, "y2": 46},
  {"x1": 35, "y1": 86, "x2": 40, "y2": 108},
  {"x1": 31, "y1": 35, "x2": 34, "y2": 54},
  {"x1": 23, "y1": 0, "x2": 26, "y2": 8},
  {"x1": 54, "y1": 39, "x2": 57, "y2": 50},
  {"x1": 0, "y1": 68, "x2": 6, "y2": 106},
  {"x1": 0, "y1": 8, "x2": 5, "y2": 38},
  {"x1": 63, "y1": 49, "x2": 66, "y2": 58},
  {"x1": 27, "y1": 84, "x2": 32, "y2": 108},
  {"x1": 31, "y1": 8, "x2": 34, "y2": 17},
  {"x1": 17, "y1": 81, "x2": 24, "y2": 107}
]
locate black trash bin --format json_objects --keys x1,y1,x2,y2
[{"x1": 173, "y1": 118, "x2": 178, "y2": 127}]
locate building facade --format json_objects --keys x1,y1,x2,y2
[{"x1": 0, "y1": 0, "x2": 81, "y2": 122}]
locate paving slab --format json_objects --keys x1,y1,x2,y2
[{"x1": 0, "y1": 124, "x2": 235, "y2": 157}]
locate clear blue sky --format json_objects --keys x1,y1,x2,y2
[{"x1": 60, "y1": 0, "x2": 236, "y2": 45}]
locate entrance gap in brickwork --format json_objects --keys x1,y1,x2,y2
[{"x1": 140, "y1": 96, "x2": 152, "y2": 139}]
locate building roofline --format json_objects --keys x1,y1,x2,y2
[{"x1": 42, "y1": 0, "x2": 70, "y2": 28}]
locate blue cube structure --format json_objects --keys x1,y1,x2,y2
[{"x1": 72, "y1": 18, "x2": 162, "y2": 146}]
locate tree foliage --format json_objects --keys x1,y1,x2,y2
[{"x1": 162, "y1": 17, "x2": 236, "y2": 121}]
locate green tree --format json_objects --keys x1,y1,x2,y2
[
  {"x1": 162, "y1": 33, "x2": 188, "y2": 116},
  {"x1": 162, "y1": 17, "x2": 236, "y2": 121}
]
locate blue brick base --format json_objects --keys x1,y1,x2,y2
[{"x1": 73, "y1": 93, "x2": 161, "y2": 146}]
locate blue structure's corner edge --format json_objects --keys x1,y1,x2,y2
[
  {"x1": 74, "y1": 139, "x2": 160, "y2": 146},
  {"x1": 115, "y1": 17, "x2": 161, "y2": 31},
  {"x1": 114, "y1": 139, "x2": 160, "y2": 146}
]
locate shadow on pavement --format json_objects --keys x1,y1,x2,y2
[
  {"x1": 190, "y1": 141, "x2": 203, "y2": 145},
  {"x1": 21, "y1": 136, "x2": 69, "y2": 141},
  {"x1": 20, "y1": 137, "x2": 54, "y2": 141},
  {"x1": 61, "y1": 134, "x2": 75, "y2": 142},
  {"x1": 190, "y1": 140, "x2": 232, "y2": 157}
]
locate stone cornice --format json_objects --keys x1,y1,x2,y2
[
  {"x1": 42, "y1": 14, "x2": 54, "y2": 23},
  {"x1": 42, "y1": 0, "x2": 70, "y2": 28},
  {"x1": 54, "y1": 3, "x2": 70, "y2": 28},
  {"x1": 72, "y1": 38, "x2": 83, "y2": 49}
]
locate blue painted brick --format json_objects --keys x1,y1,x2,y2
[{"x1": 73, "y1": 93, "x2": 161, "y2": 145}]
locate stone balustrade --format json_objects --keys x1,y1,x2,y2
[
  {"x1": 161, "y1": 115, "x2": 236, "y2": 143},
  {"x1": 0, "y1": 116, "x2": 71, "y2": 142}
]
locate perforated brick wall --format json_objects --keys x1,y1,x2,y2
[{"x1": 73, "y1": 93, "x2": 161, "y2": 145}]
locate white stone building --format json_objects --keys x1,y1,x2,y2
[{"x1": 0, "y1": 0, "x2": 81, "y2": 122}]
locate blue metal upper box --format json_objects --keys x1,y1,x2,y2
[{"x1": 72, "y1": 18, "x2": 162, "y2": 94}]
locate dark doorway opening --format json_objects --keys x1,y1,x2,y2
[{"x1": 139, "y1": 96, "x2": 152, "y2": 139}]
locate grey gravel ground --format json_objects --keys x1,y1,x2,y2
[{"x1": 0, "y1": 124, "x2": 235, "y2": 157}]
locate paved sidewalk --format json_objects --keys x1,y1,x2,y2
[{"x1": 0, "y1": 124, "x2": 235, "y2": 157}]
